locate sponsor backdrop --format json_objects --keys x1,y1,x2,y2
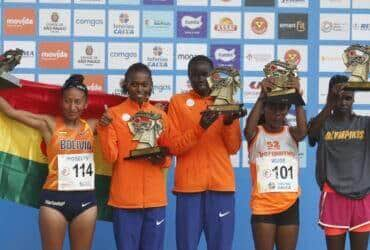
[{"x1": 0, "y1": 0, "x2": 370, "y2": 249}]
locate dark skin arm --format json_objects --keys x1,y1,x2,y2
[
  {"x1": 308, "y1": 84, "x2": 345, "y2": 139},
  {"x1": 287, "y1": 77, "x2": 307, "y2": 142},
  {"x1": 244, "y1": 77, "x2": 273, "y2": 142}
]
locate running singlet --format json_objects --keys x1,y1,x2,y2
[
  {"x1": 43, "y1": 117, "x2": 95, "y2": 191},
  {"x1": 248, "y1": 125, "x2": 300, "y2": 214}
]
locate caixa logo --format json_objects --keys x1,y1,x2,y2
[
  {"x1": 181, "y1": 16, "x2": 202, "y2": 30},
  {"x1": 214, "y1": 48, "x2": 236, "y2": 62},
  {"x1": 75, "y1": 18, "x2": 103, "y2": 27}
]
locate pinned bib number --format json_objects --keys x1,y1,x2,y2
[
  {"x1": 256, "y1": 156, "x2": 298, "y2": 193},
  {"x1": 57, "y1": 153, "x2": 95, "y2": 191}
]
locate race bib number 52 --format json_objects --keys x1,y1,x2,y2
[
  {"x1": 256, "y1": 156, "x2": 298, "y2": 193},
  {"x1": 58, "y1": 153, "x2": 95, "y2": 191}
]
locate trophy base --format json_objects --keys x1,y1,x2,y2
[
  {"x1": 208, "y1": 104, "x2": 243, "y2": 113},
  {"x1": 124, "y1": 146, "x2": 168, "y2": 160},
  {"x1": 267, "y1": 92, "x2": 305, "y2": 106},
  {"x1": 344, "y1": 82, "x2": 370, "y2": 91},
  {"x1": 0, "y1": 72, "x2": 21, "y2": 89}
]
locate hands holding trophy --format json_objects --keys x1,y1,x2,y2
[
  {"x1": 125, "y1": 111, "x2": 168, "y2": 160},
  {"x1": 263, "y1": 60, "x2": 305, "y2": 106},
  {"x1": 342, "y1": 44, "x2": 370, "y2": 90},
  {"x1": 0, "y1": 48, "x2": 23, "y2": 89}
]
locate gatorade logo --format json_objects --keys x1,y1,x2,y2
[{"x1": 4, "y1": 8, "x2": 36, "y2": 36}]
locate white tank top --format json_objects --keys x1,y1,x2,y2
[{"x1": 249, "y1": 125, "x2": 299, "y2": 193}]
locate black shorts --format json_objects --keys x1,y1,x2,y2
[
  {"x1": 251, "y1": 199, "x2": 299, "y2": 226},
  {"x1": 39, "y1": 189, "x2": 97, "y2": 222}
]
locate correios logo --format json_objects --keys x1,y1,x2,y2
[
  {"x1": 251, "y1": 17, "x2": 268, "y2": 35},
  {"x1": 215, "y1": 48, "x2": 236, "y2": 62},
  {"x1": 181, "y1": 16, "x2": 202, "y2": 30},
  {"x1": 214, "y1": 17, "x2": 237, "y2": 32},
  {"x1": 284, "y1": 49, "x2": 301, "y2": 65}
]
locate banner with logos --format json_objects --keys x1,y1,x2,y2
[{"x1": 0, "y1": 0, "x2": 370, "y2": 249}]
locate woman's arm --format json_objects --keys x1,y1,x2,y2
[{"x1": 0, "y1": 97, "x2": 54, "y2": 142}]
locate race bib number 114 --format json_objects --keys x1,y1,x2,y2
[{"x1": 58, "y1": 153, "x2": 95, "y2": 191}]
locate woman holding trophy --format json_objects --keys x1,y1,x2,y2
[
  {"x1": 244, "y1": 62, "x2": 307, "y2": 250},
  {"x1": 97, "y1": 63, "x2": 171, "y2": 250},
  {"x1": 308, "y1": 75, "x2": 370, "y2": 250}
]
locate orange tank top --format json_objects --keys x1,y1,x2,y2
[
  {"x1": 248, "y1": 125, "x2": 301, "y2": 215},
  {"x1": 43, "y1": 117, "x2": 95, "y2": 191}
]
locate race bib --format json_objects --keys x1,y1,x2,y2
[
  {"x1": 57, "y1": 153, "x2": 95, "y2": 191},
  {"x1": 256, "y1": 155, "x2": 298, "y2": 193}
]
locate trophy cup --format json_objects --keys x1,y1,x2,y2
[
  {"x1": 263, "y1": 60, "x2": 305, "y2": 106},
  {"x1": 342, "y1": 44, "x2": 370, "y2": 90},
  {"x1": 125, "y1": 111, "x2": 168, "y2": 160},
  {"x1": 207, "y1": 66, "x2": 243, "y2": 112},
  {"x1": 0, "y1": 48, "x2": 23, "y2": 89}
]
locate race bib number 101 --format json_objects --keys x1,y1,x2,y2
[
  {"x1": 58, "y1": 153, "x2": 95, "y2": 191},
  {"x1": 256, "y1": 156, "x2": 298, "y2": 193}
]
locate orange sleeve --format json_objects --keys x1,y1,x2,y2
[
  {"x1": 97, "y1": 122, "x2": 119, "y2": 164},
  {"x1": 157, "y1": 112, "x2": 173, "y2": 169},
  {"x1": 160, "y1": 156, "x2": 172, "y2": 169},
  {"x1": 221, "y1": 119, "x2": 242, "y2": 154},
  {"x1": 165, "y1": 97, "x2": 205, "y2": 156}
]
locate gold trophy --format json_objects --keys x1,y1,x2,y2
[
  {"x1": 0, "y1": 48, "x2": 23, "y2": 89},
  {"x1": 207, "y1": 66, "x2": 243, "y2": 112},
  {"x1": 125, "y1": 111, "x2": 168, "y2": 160},
  {"x1": 342, "y1": 44, "x2": 370, "y2": 90},
  {"x1": 263, "y1": 60, "x2": 305, "y2": 105}
]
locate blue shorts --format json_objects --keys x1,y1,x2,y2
[
  {"x1": 39, "y1": 189, "x2": 96, "y2": 222},
  {"x1": 113, "y1": 207, "x2": 166, "y2": 250},
  {"x1": 176, "y1": 191, "x2": 235, "y2": 250}
]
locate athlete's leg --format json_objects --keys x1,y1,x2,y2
[
  {"x1": 251, "y1": 222, "x2": 276, "y2": 250},
  {"x1": 69, "y1": 206, "x2": 97, "y2": 250},
  {"x1": 204, "y1": 191, "x2": 235, "y2": 250},
  {"x1": 276, "y1": 225, "x2": 299, "y2": 250},
  {"x1": 113, "y1": 208, "x2": 143, "y2": 250},
  {"x1": 39, "y1": 206, "x2": 68, "y2": 250},
  {"x1": 349, "y1": 232, "x2": 369, "y2": 250},
  {"x1": 140, "y1": 207, "x2": 166, "y2": 250},
  {"x1": 176, "y1": 192, "x2": 204, "y2": 250},
  {"x1": 325, "y1": 233, "x2": 346, "y2": 250}
]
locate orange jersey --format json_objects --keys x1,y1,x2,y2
[
  {"x1": 97, "y1": 99, "x2": 170, "y2": 209},
  {"x1": 165, "y1": 91, "x2": 241, "y2": 193},
  {"x1": 43, "y1": 117, "x2": 94, "y2": 191},
  {"x1": 248, "y1": 125, "x2": 300, "y2": 215}
]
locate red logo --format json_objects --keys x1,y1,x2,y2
[
  {"x1": 251, "y1": 17, "x2": 268, "y2": 35},
  {"x1": 284, "y1": 49, "x2": 301, "y2": 65}
]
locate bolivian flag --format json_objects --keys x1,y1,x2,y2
[{"x1": 0, "y1": 79, "x2": 167, "y2": 221}]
